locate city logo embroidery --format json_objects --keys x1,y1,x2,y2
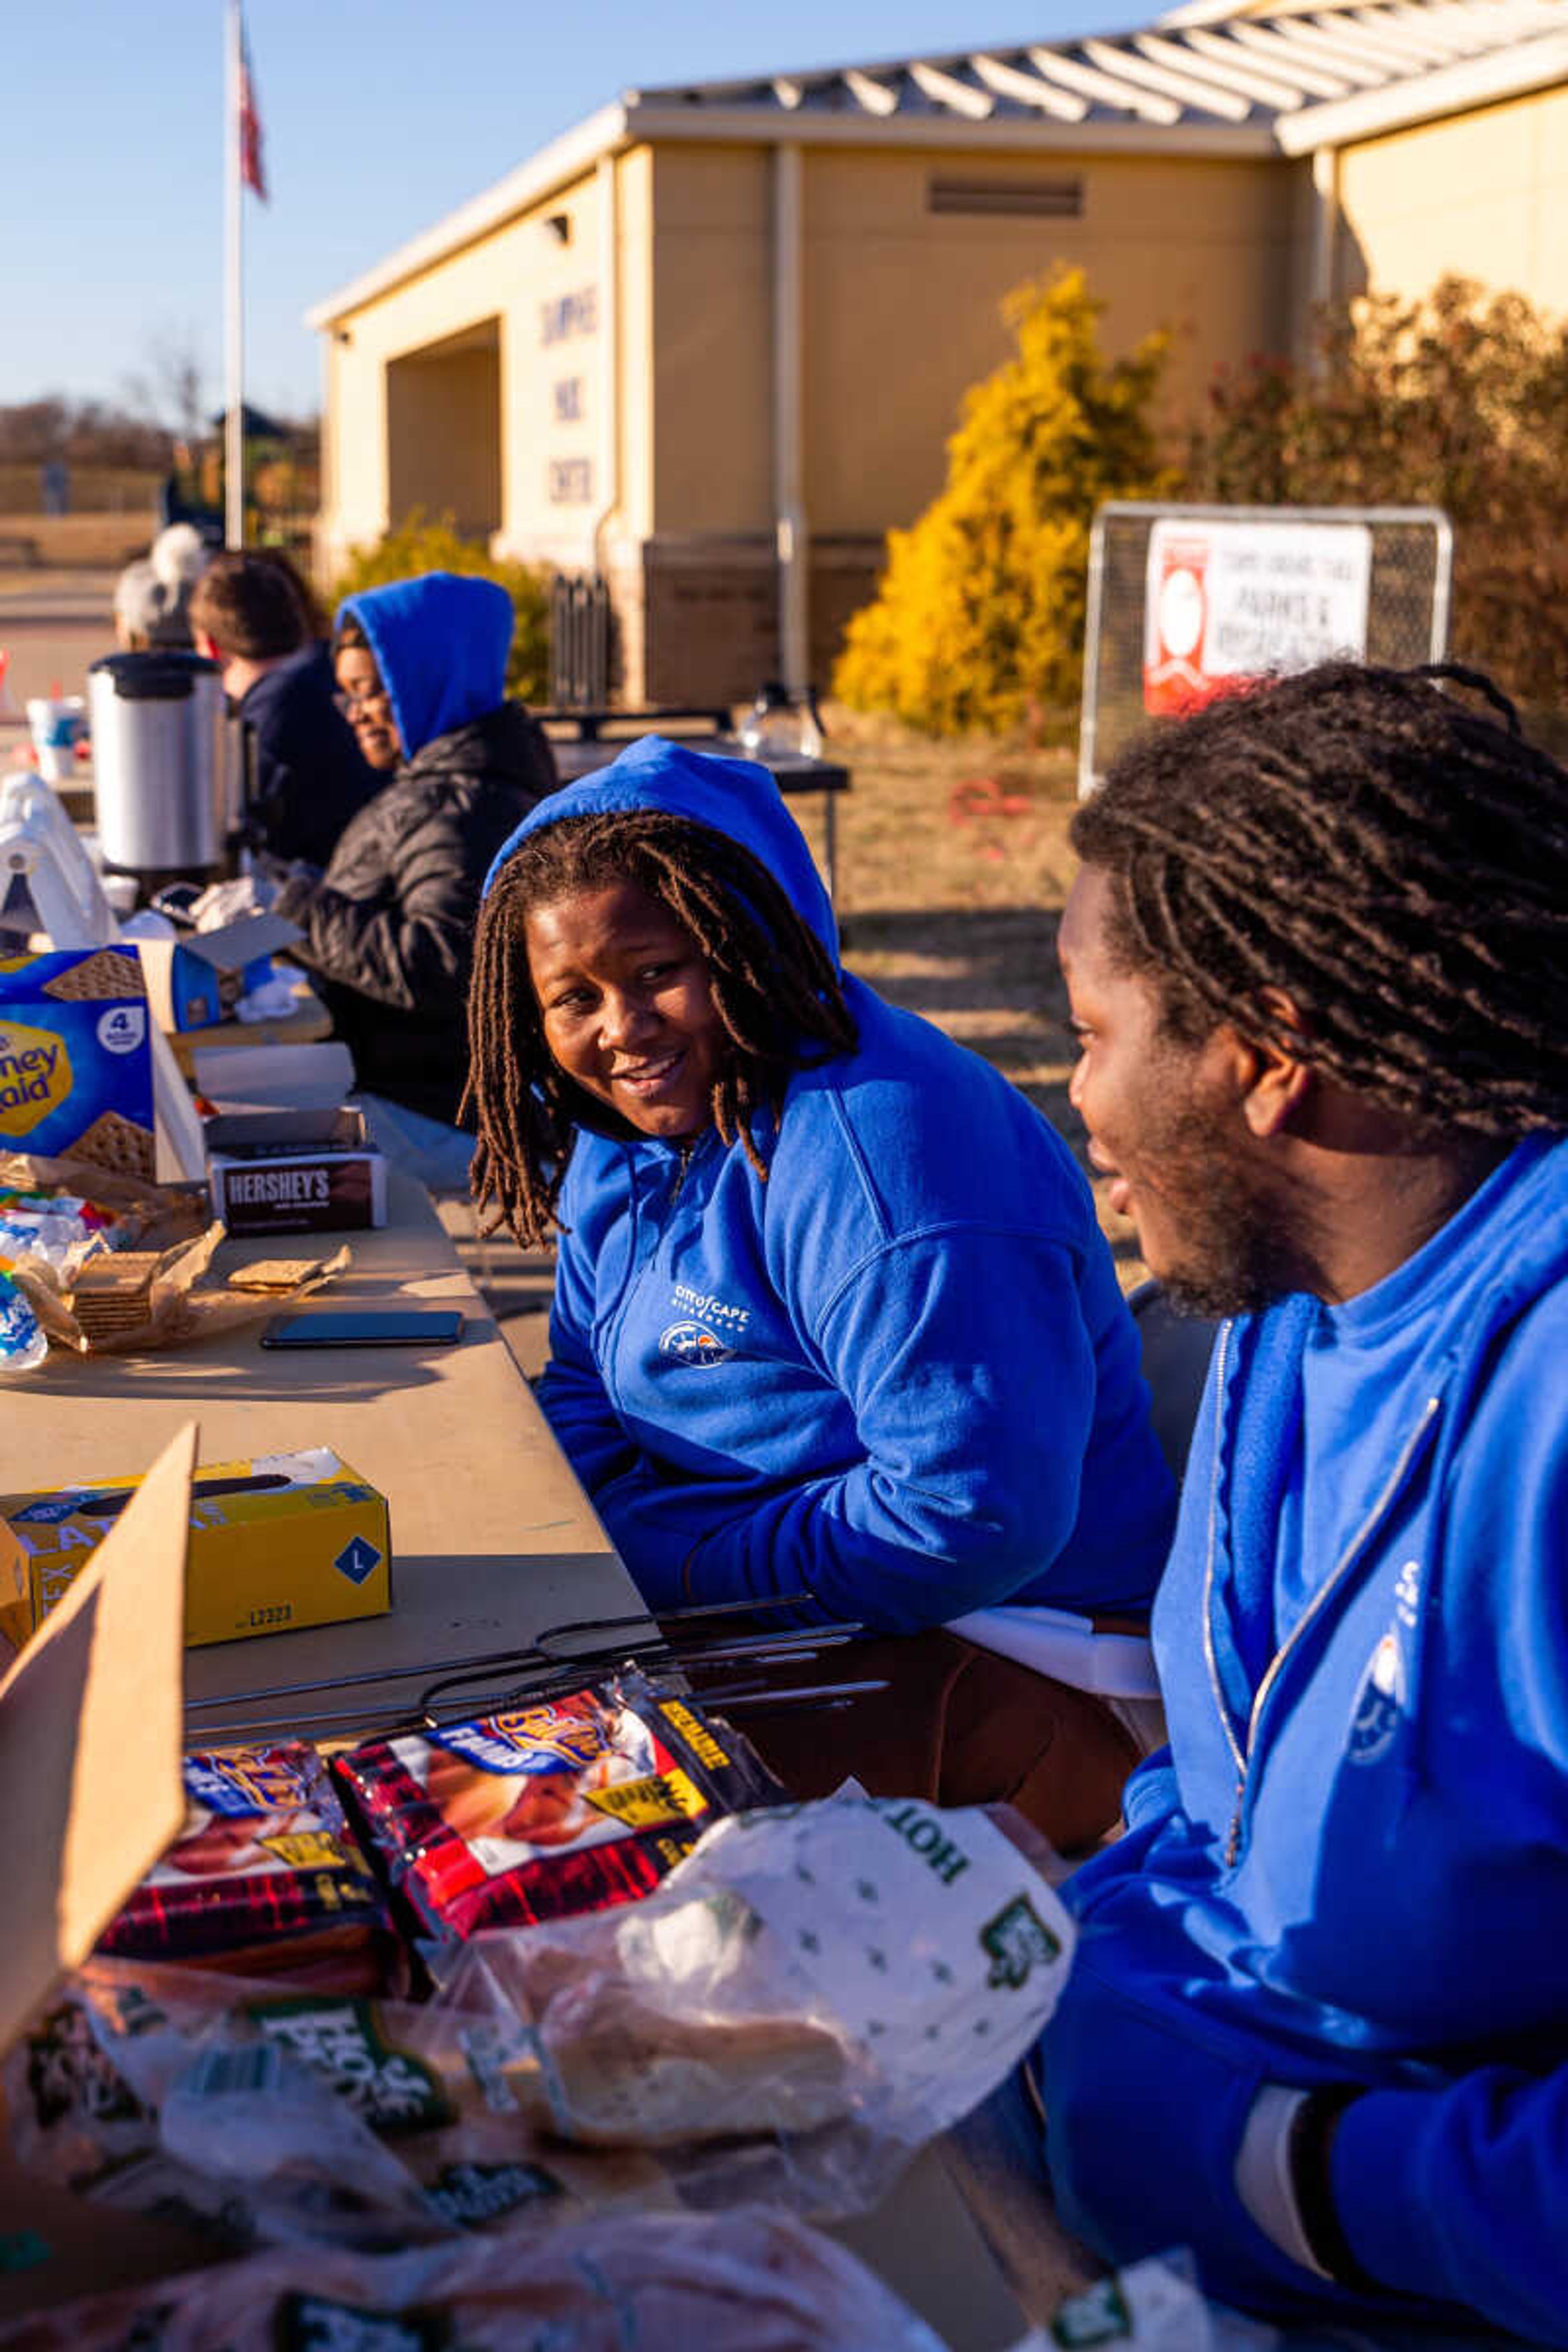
[
  {"x1": 670, "y1": 1281, "x2": 749, "y2": 1332},
  {"x1": 1348, "y1": 1557, "x2": 1420, "y2": 1766},
  {"x1": 659, "y1": 1320, "x2": 733, "y2": 1366}
]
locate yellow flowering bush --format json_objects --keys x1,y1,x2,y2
[
  {"x1": 330, "y1": 509, "x2": 550, "y2": 704},
  {"x1": 834, "y1": 269, "x2": 1171, "y2": 735}
]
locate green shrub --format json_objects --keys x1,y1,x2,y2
[
  {"x1": 328, "y1": 509, "x2": 551, "y2": 704},
  {"x1": 834, "y1": 269, "x2": 1172, "y2": 736}
]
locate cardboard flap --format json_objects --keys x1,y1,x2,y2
[
  {"x1": 192, "y1": 1040, "x2": 357, "y2": 1112},
  {"x1": 178, "y1": 911, "x2": 302, "y2": 973},
  {"x1": 0, "y1": 1422, "x2": 195, "y2": 2053}
]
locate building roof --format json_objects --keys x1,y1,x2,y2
[
  {"x1": 631, "y1": 0, "x2": 1566, "y2": 131},
  {"x1": 308, "y1": 0, "x2": 1568, "y2": 327}
]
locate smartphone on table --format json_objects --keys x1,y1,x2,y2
[{"x1": 260, "y1": 1309, "x2": 465, "y2": 1350}]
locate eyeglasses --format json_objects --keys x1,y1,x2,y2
[{"x1": 333, "y1": 686, "x2": 391, "y2": 718}]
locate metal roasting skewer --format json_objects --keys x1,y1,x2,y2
[
  {"x1": 182, "y1": 1595, "x2": 871, "y2": 1746},
  {"x1": 185, "y1": 1676, "x2": 891, "y2": 1746}
]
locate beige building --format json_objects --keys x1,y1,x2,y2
[{"x1": 307, "y1": 0, "x2": 1568, "y2": 706}]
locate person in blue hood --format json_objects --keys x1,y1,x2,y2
[
  {"x1": 466, "y1": 737, "x2": 1176, "y2": 1847},
  {"x1": 1043, "y1": 660, "x2": 1568, "y2": 2343},
  {"x1": 270, "y1": 572, "x2": 557, "y2": 1140}
]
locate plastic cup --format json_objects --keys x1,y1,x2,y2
[{"x1": 26, "y1": 695, "x2": 85, "y2": 786}]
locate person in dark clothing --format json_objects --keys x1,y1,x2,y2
[
  {"x1": 270, "y1": 571, "x2": 558, "y2": 1143},
  {"x1": 189, "y1": 552, "x2": 378, "y2": 867}
]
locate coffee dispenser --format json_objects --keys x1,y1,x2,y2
[{"x1": 88, "y1": 652, "x2": 244, "y2": 894}]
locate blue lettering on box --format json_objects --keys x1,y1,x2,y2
[{"x1": 13, "y1": 1495, "x2": 90, "y2": 1524}]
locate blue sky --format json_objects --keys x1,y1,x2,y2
[{"x1": 8, "y1": 0, "x2": 1143, "y2": 425}]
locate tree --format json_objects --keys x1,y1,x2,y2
[
  {"x1": 1187, "y1": 277, "x2": 1568, "y2": 711},
  {"x1": 833, "y1": 268, "x2": 1172, "y2": 735},
  {"x1": 122, "y1": 330, "x2": 207, "y2": 448},
  {"x1": 330, "y1": 510, "x2": 550, "y2": 705}
]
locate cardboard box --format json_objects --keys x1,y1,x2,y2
[
  {"x1": 0, "y1": 1447, "x2": 392, "y2": 1652},
  {"x1": 207, "y1": 1102, "x2": 388, "y2": 1234},
  {"x1": 0, "y1": 1422, "x2": 222, "y2": 2320},
  {"x1": 0, "y1": 945, "x2": 157, "y2": 1183},
  {"x1": 134, "y1": 911, "x2": 301, "y2": 1035}
]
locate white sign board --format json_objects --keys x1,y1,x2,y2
[{"x1": 1143, "y1": 518, "x2": 1372, "y2": 715}]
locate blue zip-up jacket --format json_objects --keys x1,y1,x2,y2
[
  {"x1": 1040, "y1": 1136, "x2": 1568, "y2": 2343},
  {"x1": 487, "y1": 738, "x2": 1176, "y2": 1631}
]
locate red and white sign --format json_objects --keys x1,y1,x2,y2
[{"x1": 1143, "y1": 519, "x2": 1372, "y2": 716}]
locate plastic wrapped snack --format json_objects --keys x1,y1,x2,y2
[
  {"x1": 0, "y1": 1270, "x2": 48, "y2": 1375},
  {"x1": 0, "y1": 2206, "x2": 947, "y2": 2352},
  {"x1": 334, "y1": 1673, "x2": 783, "y2": 1947},
  {"x1": 95, "y1": 1742, "x2": 399, "y2": 1990},
  {"x1": 6, "y1": 1955, "x2": 672, "y2": 2256},
  {"x1": 0, "y1": 1189, "x2": 110, "y2": 1283}
]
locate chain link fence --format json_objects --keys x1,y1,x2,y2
[{"x1": 1079, "y1": 504, "x2": 1452, "y2": 796}]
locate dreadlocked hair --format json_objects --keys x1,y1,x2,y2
[
  {"x1": 1071, "y1": 659, "x2": 1568, "y2": 1139},
  {"x1": 466, "y1": 808, "x2": 858, "y2": 1245}
]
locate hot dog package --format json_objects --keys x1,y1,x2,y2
[
  {"x1": 333, "y1": 1674, "x2": 783, "y2": 1947},
  {"x1": 95, "y1": 1742, "x2": 398, "y2": 1991}
]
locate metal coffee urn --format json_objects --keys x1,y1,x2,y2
[{"x1": 88, "y1": 651, "x2": 242, "y2": 895}]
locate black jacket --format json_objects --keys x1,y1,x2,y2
[
  {"x1": 274, "y1": 702, "x2": 557, "y2": 1123},
  {"x1": 239, "y1": 644, "x2": 379, "y2": 868}
]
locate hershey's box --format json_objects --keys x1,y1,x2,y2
[{"x1": 206, "y1": 1102, "x2": 388, "y2": 1234}]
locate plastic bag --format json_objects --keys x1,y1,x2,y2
[
  {"x1": 1025, "y1": 2251, "x2": 1282, "y2": 2348},
  {"x1": 0, "y1": 1270, "x2": 48, "y2": 1374},
  {"x1": 7, "y1": 1955, "x2": 670, "y2": 2255},
  {"x1": 439, "y1": 1792, "x2": 1077, "y2": 2214},
  {"x1": 0, "y1": 2205, "x2": 947, "y2": 2352}
]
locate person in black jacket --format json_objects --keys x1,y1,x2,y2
[
  {"x1": 189, "y1": 551, "x2": 379, "y2": 866},
  {"x1": 270, "y1": 571, "x2": 558, "y2": 1158}
]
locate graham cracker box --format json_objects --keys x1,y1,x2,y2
[
  {"x1": 0, "y1": 1446, "x2": 391, "y2": 1653},
  {"x1": 206, "y1": 1103, "x2": 388, "y2": 1234},
  {"x1": 0, "y1": 946, "x2": 156, "y2": 1183}
]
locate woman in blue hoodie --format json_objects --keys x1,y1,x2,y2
[
  {"x1": 467, "y1": 737, "x2": 1176, "y2": 1843},
  {"x1": 1045, "y1": 662, "x2": 1568, "y2": 2343},
  {"x1": 271, "y1": 571, "x2": 557, "y2": 1141}
]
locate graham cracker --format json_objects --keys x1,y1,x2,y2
[
  {"x1": 226, "y1": 1257, "x2": 330, "y2": 1293},
  {"x1": 69, "y1": 1111, "x2": 157, "y2": 1185},
  {"x1": 39, "y1": 951, "x2": 144, "y2": 1003}
]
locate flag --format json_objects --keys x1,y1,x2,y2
[{"x1": 239, "y1": 15, "x2": 267, "y2": 202}]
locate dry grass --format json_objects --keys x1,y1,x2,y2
[
  {"x1": 0, "y1": 510, "x2": 156, "y2": 578},
  {"x1": 795, "y1": 702, "x2": 1148, "y2": 1288}
]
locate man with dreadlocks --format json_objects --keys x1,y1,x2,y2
[
  {"x1": 1035, "y1": 661, "x2": 1568, "y2": 2341},
  {"x1": 468, "y1": 736, "x2": 1176, "y2": 1849}
]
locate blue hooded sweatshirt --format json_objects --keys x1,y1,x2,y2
[
  {"x1": 336, "y1": 572, "x2": 514, "y2": 760},
  {"x1": 1040, "y1": 1135, "x2": 1568, "y2": 2343},
  {"x1": 485, "y1": 737, "x2": 1176, "y2": 1632}
]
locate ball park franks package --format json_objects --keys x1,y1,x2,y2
[
  {"x1": 96, "y1": 1742, "x2": 399, "y2": 1992},
  {"x1": 0, "y1": 948, "x2": 156, "y2": 1184},
  {"x1": 334, "y1": 1675, "x2": 783, "y2": 1947}
]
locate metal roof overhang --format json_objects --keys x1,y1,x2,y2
[{"x1": 1276, "y1": 23, "x2": 1568, "y2": 148}]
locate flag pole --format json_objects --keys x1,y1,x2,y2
[{"x1": 224, "y1": 0, "x2": 244, "y2": 549}]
